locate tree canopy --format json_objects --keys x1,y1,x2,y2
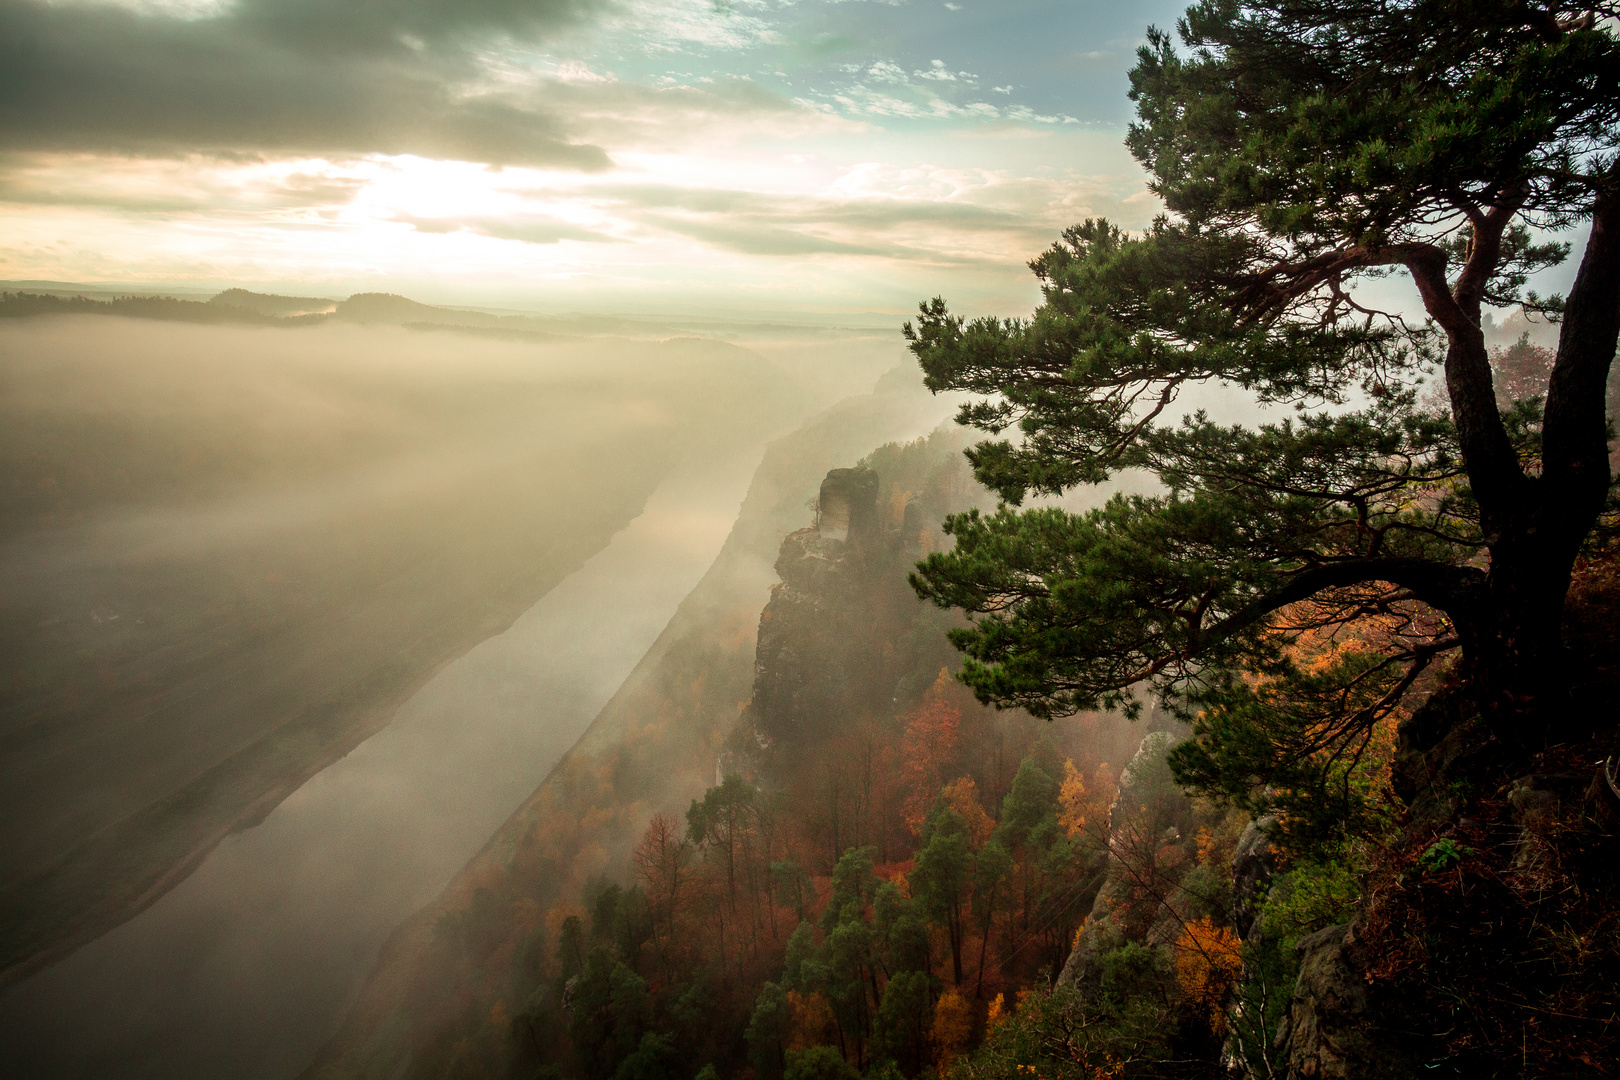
[{"x1": 908, "y1": 0, "x2": 1620, "y2": 825}]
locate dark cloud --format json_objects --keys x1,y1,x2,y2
[
  {"x1": 232, "y1": 0, "x2": 609, "y2": 54},
  {"x1": 0, "y1": 0, "x2": 614, "y2": 165}
]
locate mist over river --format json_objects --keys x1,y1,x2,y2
[
  {"x1": 0, "y1": 443, "x2": 768, "y2": 1079},
  {"x1": 0, "y1": 314, "x2": 920, "y2": 1078}
]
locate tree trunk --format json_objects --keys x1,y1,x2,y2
[
  {"x1": 974, "y1": 911, "x2": 992, "y2": 998},
  {"x1": 1416, "y1": 189, "x2": 1620, "y2": 744},
  {"x1": 948, "y1": 905, "x2": 963, "y2": 985},
  {"x1": 1462, "y1": 536, "x2": 1575, "y2": 743}
]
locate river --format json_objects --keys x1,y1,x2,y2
[{"x1": 0, "y1": 443, "x2": 767, "y2": 1080}]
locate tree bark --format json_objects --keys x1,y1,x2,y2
[{"x1": 1545, "y1": 188, "x2": 1620, "y2": 528}]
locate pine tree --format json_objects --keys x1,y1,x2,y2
[{"x1": 908, "y1": 1, "x2": 1620, "y2": 775}]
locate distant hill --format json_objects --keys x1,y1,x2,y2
[
  {"x1": 0, "y1": 288, "x2": 497, "y2": 331},
  {"x1": 209, "y1": 288, "x2": 337, "y2": 318},
  {"x1": 0, "y1": 285, "x2": 892, "y2": 343},
  {"x1": 333, "y1": 292, "x2": 496, "y2": 326}
]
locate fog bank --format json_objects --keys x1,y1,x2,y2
[{"x1": 0, "y1": 315, "x2": 894, "y2": 983}]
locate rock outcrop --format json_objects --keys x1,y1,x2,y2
[
  {"x1": 747, "y1": 467, "x2": 890, "y2": 746},
  {"x1": 1231, "y1": 815, "x2": 1280, "y2": 941},
  {"x1": 817, "y1": 466, "x2": 881, "y2": 545},
  {"x1": 299, "y1": 376, "x2": 963, "y2": 1080},
  {"x1": 1057, "y1": 730, "x2": 1199, "y2": 986}
]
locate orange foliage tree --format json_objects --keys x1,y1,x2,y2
[
  {"x1": 1172, "y1": 916, "x2": 1243, "y2": 1032},
  {"x1": 900, "y1": 670, "x2": 962, "y2": 835},
  {"x1": 632, "y1": 812, "x2": 692, "y2": 980},
  {"x1": 938, "y1": 777, "x2": 994, "y2": 848},
  {"x1": 1057, "y1": 759, "x2": 1115, "y2": 839}
]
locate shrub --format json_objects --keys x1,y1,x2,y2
[
  {"x1": 1260, "y1": 859, "x2": 1359, "y2": 943},
  {"x1": 785, "y1": 1046, "x2": 861, "y2": 1080}
]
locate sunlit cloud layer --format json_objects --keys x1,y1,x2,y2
[{"x1": 0, "y1": 0, "x2": 1187, "y2": 313}]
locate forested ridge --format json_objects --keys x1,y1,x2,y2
[
  {"x1": 494, "y1": 419, "x2": 1617, "y2": 1080},
  {"x1": 0, "y1": 289, "x2": 546, "y2": 333}
]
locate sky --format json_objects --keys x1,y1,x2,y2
[{"x1": 0, "y1": 0, "x2": 1191, "y2": 314}]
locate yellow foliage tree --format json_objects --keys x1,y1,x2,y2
[
  {"x1": 1057, "y1": 760, "x2": 1088, "y2": 836},
  {"x1": 1058, "y1": 758, "x2": 1117, "y2": 839},
  {"x1": 931, "y1": 988, "x2": 974, "y2": 1069},
  {"x1": 786, "y1": 989, "x2": 837, "y2": 1050},
  {"x1": 984, "y1": 992, "x2": 1006, "y2": 1032}
]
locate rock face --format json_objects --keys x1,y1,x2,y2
[
  {"x1": 1251, "y1": 568, "x2": 1620, "y2": 1078},
  {"x1": 747, "y1": 467, "x2": 900, "y2": 748},
  {"x1": 1506, "y1": 771, "x2": 1589, "y2": 873},
  {"x1": 1390, "y1": 682, "x2": 1504, "y2": 834},
  {"x1": 1277, "y1": 924, "x2": 1418, "y2": 1080},
  {"x1": 1272, "y1": 681, "x2": 1593, "y2": 1080},
  {"x1": 1260, "y1": 692, "x2": 1482, "y2": 1080}
]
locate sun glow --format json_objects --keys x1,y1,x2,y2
[{"x1": 1, "y1": 129, "x2": 1150, "y2": 310}]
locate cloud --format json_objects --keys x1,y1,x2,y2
[
  {"x1": 0, "y1": 152, "x2": 371, "y2": 213},
  {"x1": 917, "y1": 60, "x2": 974, "y2": 83},
  {"x1": 0, "y1": 0, "x2": 614, "y2": 166},
  {"x1": 587, "y1": 181, "x2": 1061, "y2": 264},
  {"x1": 635, "y1": 214, "x2": 891, "y2": 257},
  {"x1": 606, "y1": 0, "x2": 779, "y2": 53},
  {"x1": 0, "y1": 0, "x2": 1166, "y2": 305},
  {"x1": 395, "y1": 214, "x2": 616, "y2": 245},
  {"x1": 802, "y1": 54, "x2": 1084, "y2": 126},
  {"x1": 0, "y1": 0, "x2": 853, "y2": 170}
]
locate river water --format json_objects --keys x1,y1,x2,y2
[{"x1": 0, "y1": 443, "x2": 767, "y2": 1080}]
